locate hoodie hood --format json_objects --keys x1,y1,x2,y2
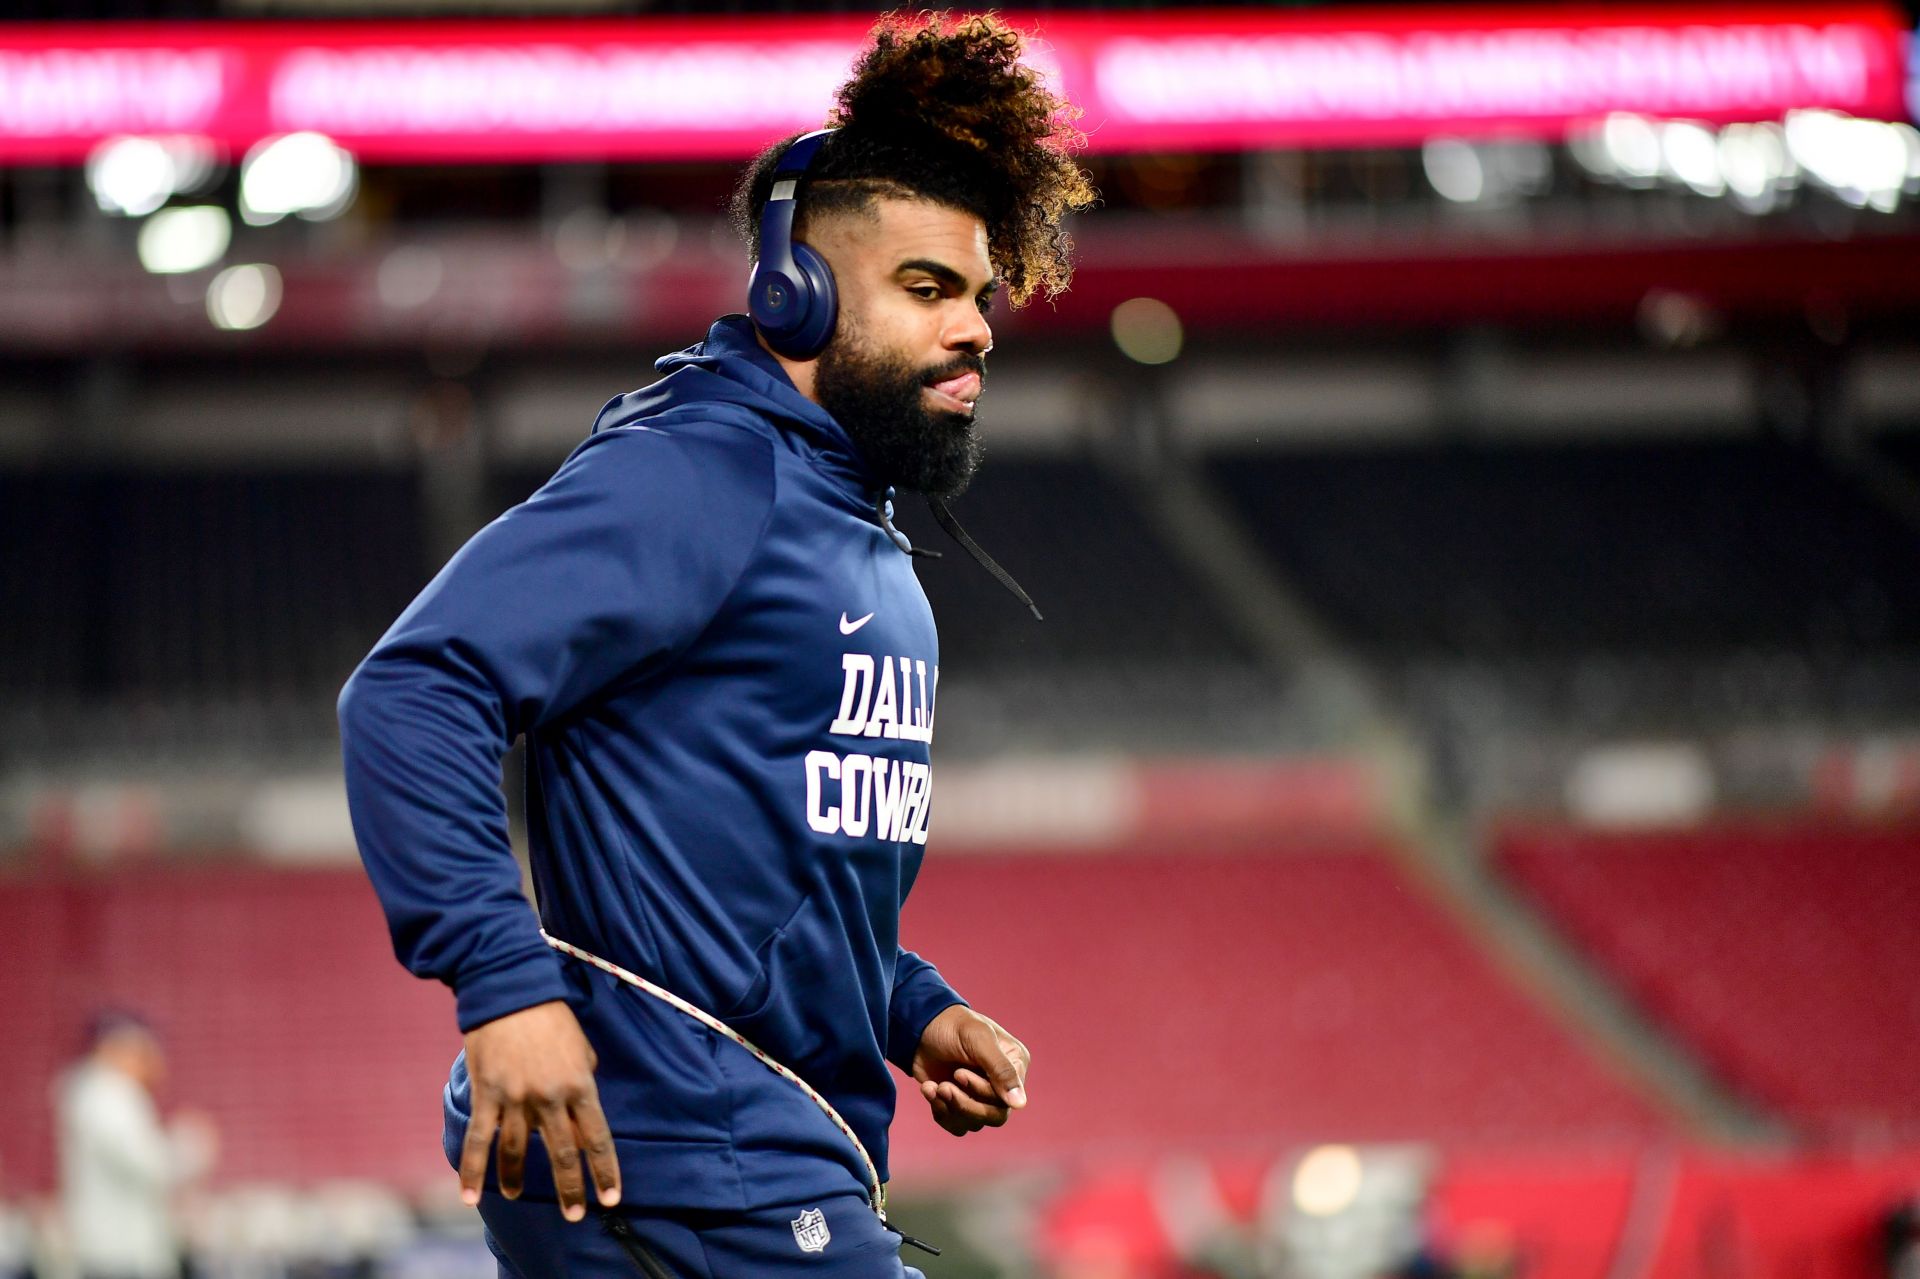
[{"x1": 593, "y1": 314, "x2": 875, "y2": 499}]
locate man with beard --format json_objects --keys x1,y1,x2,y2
[{"x1": 339, "y1": 13, "x2": 1093, "y2": 1276}]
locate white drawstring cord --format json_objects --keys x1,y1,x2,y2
[{"x1": 539, "y1": 930, "x2": 887, "y2": 1220}]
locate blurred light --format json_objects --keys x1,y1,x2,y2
[
  {"x1": 1716, "y1": 123, "x2": 1792, "y2": 212},
  {"x1": 1488, "y1": 139, "x2": 1554, "y2": 198},
  {"x1": 1567, "y1": 124, "x2": 1614, "y2": 179},
  {"x1": 86, "y1": 136, "x2": 175, "y2": 216},
  {"x1": 1566, "y1": 743, "x2": 1715, "y2": 827},
  {"x1": 376, "y1": 246, "x2": 445, "y2": 310},
  {"x1": 207, "y1": 263, "x2": 283, "y2": 331},
  {"x1": 1785, "y1": 110, "x2": 1912, "y2": 211},
  {"x1": 554, "y1": 207, "x2": 627, "y2": 272},
  {"x1": 1637, "y1": 289, "x2": 1720, "y2": 349},
  {"x1": 1111, "y1": 297, "x2": 1183, "y2": 365},
  {"x1": 1424, "y1": 137, "x2": 1551, "y2": 205},
  {"x1": 136, "y1": 206, "x2": 231, "y2": 275},
  {"x1": 240, "y1": 132, "x2": 357, "y2": 225},
  {"x1": 158, "y1": 136, "x2": 219, "y2": 196},
  {"x1": 1660, "y1": 122, "x2": 1725, "y2": 196},
  {"x1": 1422, "y1": 137, "x2": 1484, "y2": 202},
  {"x1": 1293, "y1": 1145, "x2": 1364, "y2": 1217},
  {"x1": 619, "y1": 210, "x2": 682, "y2": 272},
  {"x1": 1601, "y1": 113, "x2": 1662, "y2": 186}
]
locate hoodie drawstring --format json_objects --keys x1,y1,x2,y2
[
  {"x1": 874, "y1": 491, "x2": 1042, "y2": 621},
  {"x1": 925, "y1": 496, "x2": 1044, "y2": 621},
  {"x1": 875, "y1": 492, "x2": 940, "y2": 560}
]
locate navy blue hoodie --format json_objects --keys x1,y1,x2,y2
[{"x1": 338, "y1": 315, "x2": 965, "y2": 1213}]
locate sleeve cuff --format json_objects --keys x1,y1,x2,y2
[
  {"x1": 453, "y1": 948, "x2": 573, "y2": 1033},
  {"x1": 887, "y1": 965, "x2": 967, "y2": 1073}
]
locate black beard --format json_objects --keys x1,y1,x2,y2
[{"x1": 814, "y1": 326, "x2": 985, "y2": 500}]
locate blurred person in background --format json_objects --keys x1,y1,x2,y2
[
  {"x1": 338, "y1": 11, "x2": 1093, "y2": 1278},
  {"x1": 55, "y1": 1012, "x2": 215, "y2": 1279},
  {"x1": 0, "y1": 1154, "x2": 35, "y2": 1279}
]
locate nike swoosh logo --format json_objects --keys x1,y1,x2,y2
[{"x1": 839, "y1": 611, "x2": 874, "y2": 635}]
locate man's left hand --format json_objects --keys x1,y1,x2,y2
[{"x1": 910, "y1": 1005, "x2": 1029, "y2": 1136}]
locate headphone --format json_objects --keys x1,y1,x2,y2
[{"x1": 748, "y1": 128, "x2": 840, "y2": 360}]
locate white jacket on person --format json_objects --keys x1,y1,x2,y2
[{"x1": 56, "y1": 1061, "x2": 195, "y2": 1279}]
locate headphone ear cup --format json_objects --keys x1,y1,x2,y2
[
  {"x1": 781, "y1": 241, "x2": 838, "y2": 360},
  {"x1": 746, "y1": 128, "x2": 839, "y2": 360},
  {"x1": 748, "y1": 262, "x2": 802, "y2": 346}
]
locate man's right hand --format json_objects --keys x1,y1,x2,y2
[{"x1": 458, "y1": 999, "x2": 622, "y2": 1221}]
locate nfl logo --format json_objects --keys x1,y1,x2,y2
[{"x1": 790, "y1": 1207, "x2": 832, "y2": 1254}]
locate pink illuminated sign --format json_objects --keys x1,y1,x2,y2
[{"x1": 0, "y1": 7, "x2": 1906, "y2": 163}]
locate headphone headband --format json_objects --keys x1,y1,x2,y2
[{"x1": 772, "y1": 128, "x2": 834, "y2": 182}]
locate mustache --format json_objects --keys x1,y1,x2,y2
[{"x1": 921, "y1": 353, "x2": 986, "y2": 385}]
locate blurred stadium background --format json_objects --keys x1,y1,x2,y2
[{"x1": 4, "y1": 0, "x2": 1920, "y2": 1275}]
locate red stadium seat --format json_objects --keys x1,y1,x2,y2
[{"x1": 1498, "y1": 822, "x2": 1920, "y2": 1138}]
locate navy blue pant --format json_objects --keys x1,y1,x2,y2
[{"x1": 480, "y1": 1188, "x2": 927, "y2": 1279}]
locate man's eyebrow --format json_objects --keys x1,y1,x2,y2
[{"x1": 896, "y1": 258, "x2": 999, "y2": 296}]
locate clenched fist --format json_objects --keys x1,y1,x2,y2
[{"x1": 909, "y1": 1004, "x2": 1030, "y2": 1137}]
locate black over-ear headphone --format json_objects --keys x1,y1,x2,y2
[{"x1": 748, "y1": 128, "x2": 839, "y2": 360}]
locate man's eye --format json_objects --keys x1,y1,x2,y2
[{"x1": 908, "y1": 285, "x2": 941, "y2": 300}]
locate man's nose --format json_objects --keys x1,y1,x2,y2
[{"x1": 946, "y1": 304, "x2": 992, "y2": 355}]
